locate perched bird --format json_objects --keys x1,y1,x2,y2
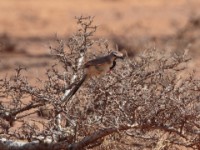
[
  {"x1": 63, "y1": 51, "x2": 124, "y2": 103},
  {"x1": 84, "y1": 51, "x2": 124, "y2": 77}
]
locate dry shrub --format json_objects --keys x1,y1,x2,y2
[{"x1": 0, "y1": 16, "x2": 199, "y2": 150}]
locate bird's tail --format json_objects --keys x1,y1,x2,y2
[
  {"x1": 70, "y1": 74, "x2": 87, "y2": 98},
  {"x1": 62, "y1": 74, "x2": 87, "y2": 104}
]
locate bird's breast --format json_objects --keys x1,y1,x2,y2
[{"x1": 86, "y1": 62, "x2": 112, "y2": 77}]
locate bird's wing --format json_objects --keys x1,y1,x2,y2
[{"x1": 84, "y1": 55, "x2": 111, "y2": 68}]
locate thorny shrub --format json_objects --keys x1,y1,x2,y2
[{"x1": 0, "y1": 16, "x2": 200, "y2": 150}]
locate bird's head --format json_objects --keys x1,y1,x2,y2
[{"x1": 110, "y1": 51, "x2": 124, "y2": 59}]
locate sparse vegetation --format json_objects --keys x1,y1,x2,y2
[{"x1": 0, "y1": 16, "x2": 200, "y2": 150}]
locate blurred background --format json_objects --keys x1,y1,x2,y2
[{"x1": 0, "y1": 0, "x2": 200, "y2": 79}]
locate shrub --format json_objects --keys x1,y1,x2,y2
[{"x1": 0, "y1": 16, "x2": 199, "y2": 150}]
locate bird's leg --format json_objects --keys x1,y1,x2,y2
[{"x1": 107, "y1": 69, "x2": 112, "y2": 74}]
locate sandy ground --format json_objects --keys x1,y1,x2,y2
[
  {"x1": 0, "y1": 0, "x2": 199, "y2": 37},
  {"x1": 0, "y1": 0, "x2": 199, "y2": 55}
]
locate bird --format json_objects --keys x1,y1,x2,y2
[
  {"x1": 62, "y1": 51, "x2": 124, "y2": 104},
  {"x1": 84, "y1": 51, "x2": 124, "y2": 77}
]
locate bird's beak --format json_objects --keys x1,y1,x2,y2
[
  {"x1": 116, "y1": 53, "x2": 124, "y2": 59},
  {"x1": 117, "y1": 54, "x2": 124, "y2": 59},
  {"x1": 119, "y1": 49, "x2": 129, "y2": 59}
]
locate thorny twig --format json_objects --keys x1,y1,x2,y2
[{"x1": 0, "y1": 17, "x2": 200, "y2": 150}]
